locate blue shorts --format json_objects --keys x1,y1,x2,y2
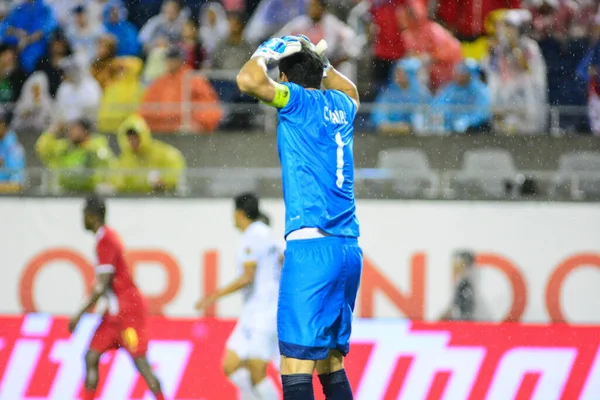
[{"x1": 277, "y1": 236, "x2": 363, "y2": 360}]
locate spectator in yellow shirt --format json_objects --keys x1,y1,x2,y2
[{"x1": 116, "y1": 114, "x2": 185, "y2": 193}]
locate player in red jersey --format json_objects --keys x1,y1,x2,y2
[{"x1": 68, "y1": 196, "x2": 165, "y2": 400}]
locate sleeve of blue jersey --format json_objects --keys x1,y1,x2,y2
[{"x1": 278, "y1": 82, "x2": 303, "y2": 114}]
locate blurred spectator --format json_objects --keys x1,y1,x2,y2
[
  {"x1": 140, "y1": 45, "x2": 222, "y2": 133},
  {"x1": 371, "y1": 58, "x2": 430, "y2": 135},
  {"x1": 435, "y1": 0, "x2": 520, "y2": 40},
  {"x1": 141, "y1": 38, "x2": 169, "y2": 84},
  {"x1": 461, "y1": 8, "x2": 508, "y2": 62},
  {"x1": 199, "y1": 2, "x2": 230, "y2": 58},
  {"x1": 35, "y1": 119, "x2": 114, "y2": 192},
  {"x1": 0, "y1": 44, "x2": 28, "y2": 105},
  {"x1": 115, "y1": 114, "x2": 185, "y2": 193},
  {"x1": 181, "y1": 19, "x2": 206, "y2": 69},
  {"x1": 212, "y1": 12, "x2": 254, "y2": 70},
  {"x1": 34, "y1": 29, "x2": 72, "y2": 97},
  {"x1": 569, "y1": 0, "x2": 597, "y2": 40},
  {"x1": 400, "y1": 0, "x2": 463, "y2": 92},
  {"x1": 0, "y1": 109, "x2": 25, "y2": 192},
  {"x1": 440, "y1": 250, "x2": 476, "y2": 321},
  {"x1": 579, "y1": 14, "x2": 600, "y2": 135},
  {"x1": 431, "y1": 59, "x2": 491, "y2": 134},
  {"x1": 139, "y1": 0, "x2": 190, "y2": 53},
  {"x1": 0, "y1": 0, "x2": 58, "y2": 73},
  {"x1": 88, "y1": 0, "x2": 126, "y2": 30},
  {"x1": 486, "y1": 10, "x2": 547, "y2": 134},
  {"x1": 103, "y1": 1, "x2": 140, "y2": 57},
  {"x1": 12, "y1": 71, "x2": 53, "y2": 135},
  {"x1": 97, "y1": 56, "x2": 144, "y2": 133},
  {"x1": 528, "y1": 0, "x2": 573, "y2": 41},
  {"x1": 276, "y1": 0, "x2": 359, "y2": 80},
  {"x1": 243, "y1": 0, "x2": 306, "y2": 44},
  {"x1": 56, "y1": 56, "x2": 102, "y2": 122},
  {"x1": 370, "y1": 0, "x2": 406, "y2": 91},
  {"x1": 90, "y1": 34, "x2": 119, "y2": 89},
  {"x1": 66, "y1": 5, "x2": 106, "y2": 66},
  {"x1": 44, "y1": 0, "x2": 77, "y2": 26}
]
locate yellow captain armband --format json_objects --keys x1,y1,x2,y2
[{"x1": 262, "y1": 83, "x2": 290, "y2": 108}]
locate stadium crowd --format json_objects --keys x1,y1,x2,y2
[{"x1": 0, "y1": 0, "x2": 599, "y2": 193}]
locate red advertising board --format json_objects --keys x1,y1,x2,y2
[{"x1": 0, "y1": 315, "x2": 599, "y2": 399}]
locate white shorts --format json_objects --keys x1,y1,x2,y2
[{"x1": 226, "y1": 312, "x2": 278, "y2": 362}]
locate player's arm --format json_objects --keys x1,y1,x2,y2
[
  {"x1": 236, "y1": 37, "x2": 302, "y2": 107},
  {"x1": 322, "y1": 67, "x2": 360, "y2": 108},
  {"x1": 236, "y1": 57, "x2": 290, "y2": 108},
  {"x1": 195, "y1": 262, "x2": 257, "y2": 312},
  {"x1": 68, "y1": 272, "x2": 113, "y2": 333},
  {"x1": 310, "y1": 39, "x2": 360, "y2": 108}
]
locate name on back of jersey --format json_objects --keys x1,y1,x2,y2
[{"x1": 324, "y1": 106, "x2": 348, "y2": 125}]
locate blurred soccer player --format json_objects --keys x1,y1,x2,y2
[
  {"x1": 196, "y1": 193, "x2": 281, "y2": 400},
  {"x1": 237, "y1": 36, "x2": 362, "y2": 400},
  {"x1": 68, "y1": 196, "x2": 164, "y2": 400}
]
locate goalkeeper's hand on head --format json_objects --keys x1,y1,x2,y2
[
  {"x1": 251, "y1": 37, "x2": 302, "y2": 63},
  {"x1": 294, "y1": 35, "x2": 332, "y2": 78}
]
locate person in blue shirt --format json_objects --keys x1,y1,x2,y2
[
  {"x1": 103, "y1": 1, "x2": 141, "y2": 57},
  {"x1": 371, "y1": 57, "x2": 430, "y2": 134},
  {"x1": 0, "y1": 109, "x2": 25, "y2": 189},
  {"x1": 431, "y1": 58, "x2": 492, "y2": 134},
  {"x1": 0, "y1": 0, "x2": 58, "y2": 73},
  {"x1": 237, "y1": 36, "x2": 362, "y2": 400}
]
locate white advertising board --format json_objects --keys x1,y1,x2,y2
[{"x1": 1, "y1": 198, "x2": 599, "y2": 323}]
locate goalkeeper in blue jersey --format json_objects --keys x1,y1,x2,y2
[{"x1": 236, "y1": 35, "x2": 363, "y2": 400}]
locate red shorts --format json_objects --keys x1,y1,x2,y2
[{"x1": 89, "y1": 313, "x2": 148, "y2": 358}]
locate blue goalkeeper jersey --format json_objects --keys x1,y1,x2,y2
[{"x1": 276, "y1": 82, "x2": 360, "y2": 238}]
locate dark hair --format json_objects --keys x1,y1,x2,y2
[
  {"x1": 0, "y1": 43, "x2": 17, "y2": 56},
  {"x1": 234, "y1": 192, "x2": 260, "y2": 220},
  {"x1": 85, "y1": 195, "x2": 106, "y2": 222},
  {"x1": 73, "y1": 118, "x2": 94, "y2": 133},
  {"x1": 278, "y1": 46, "x2": 323, "y2": 89},
  {"x1": 454, "y1": 250, "x2": 475, "y2": 268},
  {"x1": 257, "y1": 212, "x2": 270, "y2": 226},
  {"x1": 0, "y1": 106, "x2": 13, "y2": 125},
  {"x1": 185, "y1": 18, "x2": 199, "y2": 29}
]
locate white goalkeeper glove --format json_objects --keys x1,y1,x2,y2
[{"x1": 251, "y1": 37, "x2": 302, "y2": 63}]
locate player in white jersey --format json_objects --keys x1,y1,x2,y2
[{"x1": 196, "y1": 193, "x2": 282, "y2": 400}]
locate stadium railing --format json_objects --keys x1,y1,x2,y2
[
  {"x1": 2, "y1": 167, "x2": 599, "y2": 201},
  {"x1": 182, "y1": 70, "x2": 590, "y2": 135}
]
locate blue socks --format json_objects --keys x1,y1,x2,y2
[
  {"x1": 318, "y1": 369, "x2": 353, "y2": 400},
  {"x1": 282, "y1": 373, "x2": 314, "y2": 400}
]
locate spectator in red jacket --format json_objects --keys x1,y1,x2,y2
[
  {"x1": 400, "y1": 0, "x2": 463, "y2": 92},
  {"x1": 435, "y1": 0, "x2": 520, "y2": 39},
  {"x1": 370, "y1": 0, "x2": 409, "y2": 92}
]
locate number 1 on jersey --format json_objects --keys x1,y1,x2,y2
[{"x1": 335, "y1": 132, "x2": 345, "y2": 189}]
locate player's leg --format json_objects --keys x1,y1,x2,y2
[
  {"x1": 245, "y1": 327, "x2": 279, "y2": 399},
  {"x1": 315, "y1": 350, "x2": 351, "y2": 400},
  {"x1": 83, "y1": 350, "x2": 101, "y2": 400},
  {"x1": 223, "y1": 349, "x2": 257, "y2": 399},
  {"x1": 246, "y1": 358, "x2": 277, "y2": 400},
  {"x1": 120, "y1": 322, "x2": 165, "y2": 400},
  {"x1": 278, "y1": 237, "x2": 347, "y2": 400},
  {"x1": 316, "y1": 241, "x2": 363, "y2": 400},
  {"x1": 132, "y1": 356, "x2": 164, "y2": 400},
  {"x1": 84, "y1": 319, "x2": 118, "y2": 400},
  {"x1": 224, "y1": 322, "x2": 259, "y2": 399}
]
